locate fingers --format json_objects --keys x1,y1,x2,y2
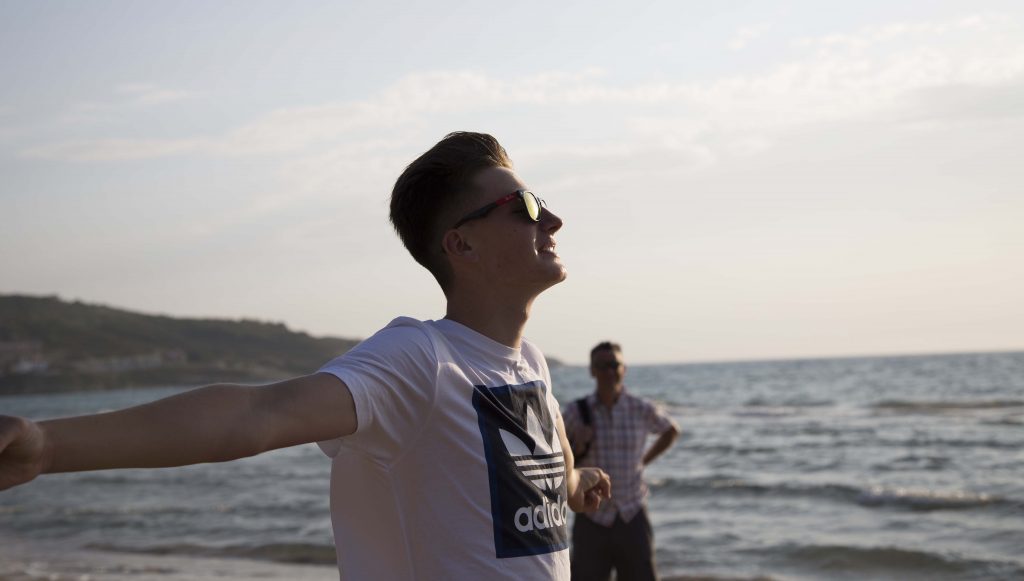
[
  {"x1": 0, "y1": 415, "x2": 25, "y2": 453},
  {"x1": 583, "y1": 467, "x2": 611, "y2": 497},
  {"x1": 594, "y1": 470, "x2": 611, "y2": 499},
  {"x1": 0, "y1": 416, "x2": 41, "y2": 491},
  {"x1": 574, "y1": 467, "x2": 611, "y2": 512},
  {"x1": 0, "y1": 422, "x2": 23, "y2": 491},
  {"x1": 587, "y1": 468, "x2": 610, "y2": 490},
  {"x1": 582, "y1": 479, "x2": 609, "y2": 511}
]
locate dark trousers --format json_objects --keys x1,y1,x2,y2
[{"x1": 570, "y1": 509, "x2": 658, "y2": 581}]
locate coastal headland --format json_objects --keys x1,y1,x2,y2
[{"x1": 0, "y1": 295, "x2": 360, "y2": 395}]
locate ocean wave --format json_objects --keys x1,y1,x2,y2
[
  {"x1": 651, "y1": 475, "x2": 863, "y2": 504},
  {"x1": 743, "y1": 397, "x2": 835, "y2": 408},
  {"x1": 871, "y1": 454, "x2": 951, "y2": 472},
  {"x1": 875, "y1": 435, "x2": 1022, "y2": 450},
  {"x1": 981, "y1": 414, "x2": 1024, "y2": 427},
  {"x1": 85, "y1": 541, "x2": 337, "y2": 565},
  {"x1": 683, "y1": 443, "x2": 779, "y2": 455},
  {"x1": 761, "y1": 541, "x2": 1024, "y2": 577},
  {"x1": 870, "y1": 399, "x2": 1024, "y2": 414},
  {"x1": 662, "y1": 575, "x2": 777, "y2": 581},
  {"x1": 651, "y1": 476, "x2": 1011, "y2": 512},
  {"x1": 731, "y1": 408, "x2": 804, "y2": 418},
  {"x1": 57, "y1": 505, "x2": 224, "y2": 517},
  {"x1": 855, "y1": 486, "x2": 998, "y2": 510},
  {"x1": 790, "y1": 544, "x2": 959, "y2": 571}
]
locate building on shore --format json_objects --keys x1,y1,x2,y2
[{"x1": 0, "y1": 341, "x2": 49, "y2": 375}]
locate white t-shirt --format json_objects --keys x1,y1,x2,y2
[{"x1": 317, "y1": 317, "x2": 570, "y2": 580}]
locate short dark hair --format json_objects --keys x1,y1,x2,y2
[
  {"x1": 590, "y1": 341, "x2": 623, "y2": 363},
  {"x1": 389, "y1": 132, "x2": 513, "y2": 290}
]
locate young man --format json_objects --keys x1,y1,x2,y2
[
  {"x1": 0, "y1": 132, "x2": 611, "y2": 580},
  {"x1": 562, "y1": 341, "x2": 679, "y2": 581}
]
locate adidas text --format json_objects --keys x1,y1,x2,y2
[{"x1": 514, "y1": 495, "x2": 568, "y2": 532}]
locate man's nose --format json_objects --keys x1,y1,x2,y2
[{"x1": 541, "y1": 208, "x2": 563, "y2": 233}]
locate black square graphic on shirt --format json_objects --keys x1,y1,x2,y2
[{"x1": 472, "y1": 380, "x2": 570, "y2": 558}]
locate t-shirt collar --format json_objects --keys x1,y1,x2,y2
[{"x1": 432, "y1": 318, "x2": 522, "y2": 363}]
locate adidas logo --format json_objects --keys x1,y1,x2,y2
[
  {"x1": 514, "y1": 494, "x2": 569, "y2": 533},
  {"x1": 473, "y1": 382, "x2": 570, "y2": 555},
  {"x1": 498, "y1": 405, "x2": 565, "y2": 491}
]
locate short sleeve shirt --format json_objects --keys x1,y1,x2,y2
[
  {"x1": 562, "y1": 391, "x2": 674, "y2": 526},
  {"x1": 317, "y1": 317, "x2": 570, "y2": 580}
]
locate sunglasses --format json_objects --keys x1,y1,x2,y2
[
  {"x1": 452, "y1": 189, "x2": 546, "y2": 229},
  {"x1": 592, "y1": 361, "x2": 623, "y2": 370}
]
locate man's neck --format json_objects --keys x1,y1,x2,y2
[
  {"x1": 444, "y1": 292, "x2": 533, "y2": 349},
  {"x1": 595, "y1": 383, "x2": 623, "y2": 408}
]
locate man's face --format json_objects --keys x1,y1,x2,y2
[
  {"x1": 456, "y1": 166, "x2": 566, "y2": 293},
  {"x1": 590, "y1": 349, "x2": 625, "y2": 388}
]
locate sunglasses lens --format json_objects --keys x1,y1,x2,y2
[{"x1": 523, "y1": 191, "x2": 541, "y2": 221}]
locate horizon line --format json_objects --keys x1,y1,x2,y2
[{"x1": 4, "y1": 291, "x2": 1021, "y2": 369}]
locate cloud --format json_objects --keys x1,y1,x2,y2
[
  {"x1": 257, "y1": 138, "x2": 412, "y2": 211},
  {"x1": 47, "y1": 83, "x2": 199, "y2": 128},
  {"x1": 115, "y1": 83, "x2": 197, "y2": 106},
  {"x1": 23, "y1": 137, "x2": 206, "y2": 161},
  {"x1": 793, "y1": 14, "x2": 988, "y2": 51},
  {"x1": 20, "y1": 14, "x2": 1024, "y2": 166},
  {"x1": 728, "y1": 22, "x2": 772, "y2": 51}
]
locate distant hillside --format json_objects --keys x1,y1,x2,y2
[{"x1": 0, "y1": 295, "x2": 360, "y2": 394}]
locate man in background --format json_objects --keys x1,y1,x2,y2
[{"x1": 563, "y1": 341, "x2": 679, "y2": 581}]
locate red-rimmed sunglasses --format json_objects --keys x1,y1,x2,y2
[{"x1": 452, "y1": 190, "x2": 546, "y2": 229}]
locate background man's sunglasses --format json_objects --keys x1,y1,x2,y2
[{"x1": 452, "y1": 190, "x2": 545, "y2": 229}]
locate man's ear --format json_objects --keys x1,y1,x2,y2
[{"x1": 441, "y1": 229, "x2": 477, "y2": 262}]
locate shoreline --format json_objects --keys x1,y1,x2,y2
[
  {"x1": 0, "y1": 537, "x2": 759, "y2": 581},
  {"x1": 0, "y1": 537, "x2": 337, "y2": 581}
]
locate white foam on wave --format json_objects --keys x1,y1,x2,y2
[
  {"x1": 856, "y1": 485, "x2": 997, "y2": 510},
  {"x1": 871, "y1": 399, "x2": 1024, "y2": 414}
]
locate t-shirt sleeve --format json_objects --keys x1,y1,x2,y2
[
  {"x1": 316, "y1": 319, "x2": 437, "y2": 461},
  {"x1": 644, "y1": 399, "x2": 675, "y2": 435}
]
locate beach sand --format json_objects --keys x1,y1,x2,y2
[
  {"x1": 0, "y1": 538, "x2": 758, "y2": 581},
  {"x1": 0, "y1": 537, "x2": 337, "y2": 581},
  {"x1": 0, "y1": 541, "x2": 778, "y2": 581}
]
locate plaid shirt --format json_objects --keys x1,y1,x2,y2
[{"x1": 562, "y1": 389, "x2": 675, "y2": 526}]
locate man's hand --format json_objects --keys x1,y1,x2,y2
[
  {"x1": 569, "y1": 466, "x2": 611, "y2": 513},
  {"x1": 0, "y1": 416, "x2": 50, "y2": 491}
]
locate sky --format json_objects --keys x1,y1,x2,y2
[{"x1": 2, "y1": 0, "x2": 1022, "y2": 364}]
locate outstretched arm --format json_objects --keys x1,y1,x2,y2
[
  {"x1": 0, "y1": 373, "x2": 355, "y2": 490},
  {"x1": 555, "y1": 414, "x2": 610, "y2": 512}
]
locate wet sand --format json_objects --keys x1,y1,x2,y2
[
  {"x1": 0, "y1": 538, "x2": 761, "y2": 581},
  {"x1": 0, "y1": 537, "x2": 337, "y2": 581}
]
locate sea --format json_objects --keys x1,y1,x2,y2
[{"x1": 1, "y1": 351, "x2": 1022, "y2": 580}]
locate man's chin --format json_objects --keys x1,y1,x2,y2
[
  {"x1": 539, "y1": 265, "x2": 568, "y2": 292},
  {"x1": 548, "y1": 254, "x2": 567, "y2": 276}
]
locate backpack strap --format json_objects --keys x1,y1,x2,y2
[
  {"x1": 571, "y1": 396, "x2": 593, "y2": 460},
  {"x1": 576, "y1": 397, "x2": 592, "y2": 425}
]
